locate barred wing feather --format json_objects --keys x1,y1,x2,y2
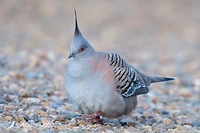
[{"x1": 106, "y1": 52, "x2": 149, "y2": 97}]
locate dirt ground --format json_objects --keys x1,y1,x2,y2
[{"x1": 0, "y1": 0, "x2": 200, "y2": 132}]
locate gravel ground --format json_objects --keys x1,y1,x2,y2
[{"x1": 0, "y1": 1, "x2": 200, "y2": 132}]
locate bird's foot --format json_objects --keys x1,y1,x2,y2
[
  {"x1": 82, "y1": 111, "x2": 102, "y2": 118},
  {"x1": 82, "y1": 111, "x2": 102, "y2": 124}
]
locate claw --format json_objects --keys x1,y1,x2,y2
[{"x1": 82, "y1": 111, "x2": 102, "y2": 124}]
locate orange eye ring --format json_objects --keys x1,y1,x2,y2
[{"x1": 79, "y1": 45, "x2": 85, "y2": 52}]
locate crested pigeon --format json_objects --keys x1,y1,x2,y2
[{"x1": 65, "y1": 10, "x2": 175, "y2": 121}]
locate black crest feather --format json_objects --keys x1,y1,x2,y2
[{"x1": 74, "y1": 8, "x2": 81, "y2": 36}]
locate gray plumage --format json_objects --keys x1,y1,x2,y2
[{"x1": 65, "y1": 10, "x2": 175, "y2": 118}]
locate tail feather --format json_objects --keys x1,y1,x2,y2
[
  {"x1": 131, "y1": 67, "x2": 176, "y2": 85},
  {"x1": 148, "y1": 76, "x2": 176, "y2": 83}
]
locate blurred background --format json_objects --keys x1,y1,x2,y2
[
  {"x1": 0, "y1": 1, "x2": 200, "y2": 94},
  {"x1": 0, "y1": 0, "x2": 200, "y2": 83},
  {"x1": 0, "y1": 1, "x2": 200, "y2": 131}
]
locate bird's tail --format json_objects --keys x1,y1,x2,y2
[
  {"x1": 148, "y1": 76, "x2": 176, "y2": 83},
  {"x1": 132, "y1": 67, "x2": 176, "y2": 85}
]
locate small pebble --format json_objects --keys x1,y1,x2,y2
[
  {"x1": 22, "y1": 113, "x2": 31, "y2": 122},
  {"x1": 175, "y1": 125, "x2": 186, "y2": 131},
  {"x1": 8, "y1": 71, "x2": 25, "y2": 80},
  {"x1": 20, "y1": 120, "x2": 30, "y2": 128},
  {"x1": 56, "y1": 115, "x2": 66, "y2": 122},
  {"x1": 162, "y1": 118, "x2": 172, "y2": 124},
  {"x1": 31, "y1": 114, "x2": 39, "y2": 123},
  {"x1": 41, "y1": 118, "x2": 51, "y2": 127},
  {"x1": 2, "y1": 94, "x2": 11, "y2": 102},
  {"x1": 0, "y1": 98, "x2": 8, "y2": 105},
  {"x1": 25, "y1": 98, "x2": 40, "y2": 104},
  {"x1": 191, "y1": 122, "x2": 200, "y2": 127},
  {"x1": 180, "y1": 89, "x2": 192, "y2": 97},
  {"x1": 36, "y1": 109, "x2": 48, "y2": 116},
  {"x1": 141, "y1": 125, "x2": 152, "y2": 130}
]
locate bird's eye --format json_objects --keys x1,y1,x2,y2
[{"x1": 79, "y1": 45, "x2": 85, "y2": 52}]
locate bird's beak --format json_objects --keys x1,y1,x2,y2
[{"x1": 68, "y1": 51, "x2": 76, "y2": 58}]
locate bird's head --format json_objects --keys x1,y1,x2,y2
[{"x1": 68, "y1": 10, "x2": 94, "y2": 59}]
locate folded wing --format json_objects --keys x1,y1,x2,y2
[{"x1": 106, "y1": 52, "x2": 149, "y2": 97}]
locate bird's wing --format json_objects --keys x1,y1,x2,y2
[{"x1": 105, "y1": 52, "x2": 149, "y2": 97}]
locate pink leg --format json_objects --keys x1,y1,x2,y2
[
  {"x1": 82, "y1": 111, "x2": 102, "y2": 124},
  {"x1": 82, "y1": 111, "x2": 102, "y2": 118}
]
